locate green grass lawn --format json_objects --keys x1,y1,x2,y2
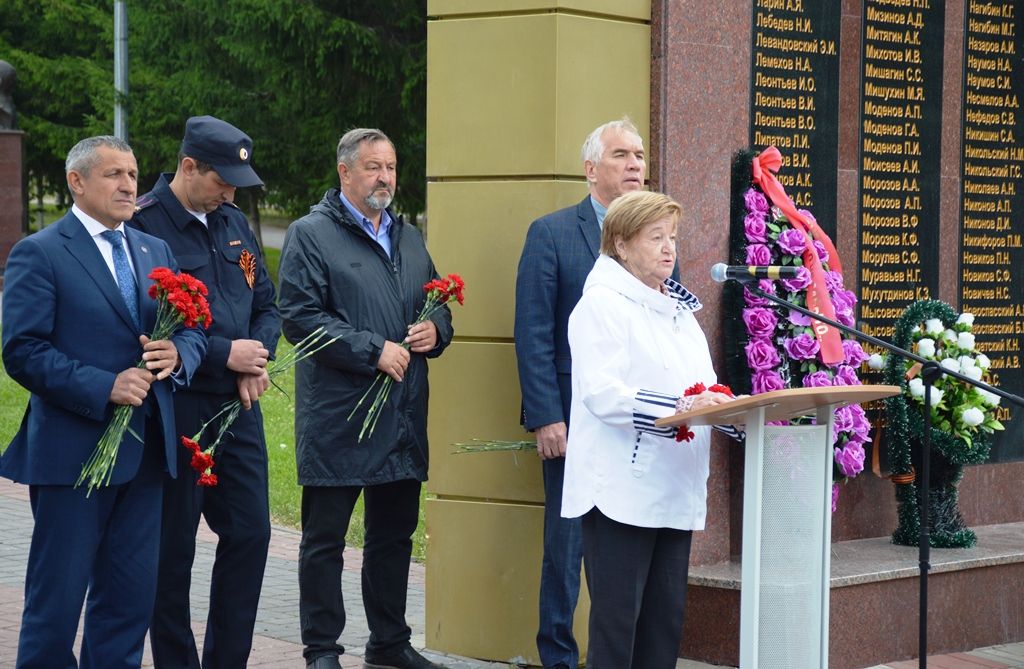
[
  {"x1": 263, "y1": 246, "x2": 280, "y2": 285},
  {"x1": 0, "y1": 335, "x2": 427, "y2": 561}
]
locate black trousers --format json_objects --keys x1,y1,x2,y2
[
  {"x1": 298, "y1": 478, "x2": 421, "y2": 660},
  {"x1": 150, "y1": 393, "x2": 271, "y2": 669},
  {"x1": 581, "y1": 508, "x2": 693, "y2": 669}
]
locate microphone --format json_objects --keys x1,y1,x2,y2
[{"x1": 710, "y1": 263, "x2": 801, "y2": 283}]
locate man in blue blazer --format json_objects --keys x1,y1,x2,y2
[
  {"x1": 514, "y1": 118, "x2": 650, "y2": 669},
  {"x1": 1, "y1": 135, "x2": 206, "y2": 668}
]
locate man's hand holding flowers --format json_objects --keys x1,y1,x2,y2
[
  {"x1": 237, "y1": 369, "x2": 270, "y2": 411},
  {"x1": 350, "y1": 274, "x2": 465, "y2": 441},
  {"x1": 78, "y1": 267, "x2": 213, "y2": 494},
  {"x1": 140, "y1": 334, "x2": 180, "y2": 379},
  {"x1": 227, "y1": 338, "x2": 271, "y2": 410},
  {"x1": 376, "y1": 320, "x2": 437, "y2": 382},
  {"x1": 109, "y1": 365, "x2": 155, "y2": 407},
  {"x1": 404, "y1": 320, "x2": 438, "y2": 353},
  {"x1": 227, "y1": 338, "x2": 270, "y2": 374},
  {"x1": 110, "y1": 335, "x2": 181, "y2": 406},
  {"x1": 376, "y1": 340, "x2": 411, "y2": 382}
]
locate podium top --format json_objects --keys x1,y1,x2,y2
[{"x1": 654, "y1": 385, "x2": 900, "y2": 428}]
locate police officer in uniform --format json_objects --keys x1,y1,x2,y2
[{"x1": 131, "y1": 115, "x2": 281, "y2": 669}]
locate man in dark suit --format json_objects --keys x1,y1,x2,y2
[
  {"x1": 1, "y1": 135, "x2": 205, "y2": 668},
  {"x1": 132, "y1": 115, "x2": 280, "y2": 669},
  {"x1": 514, "y1": 118, "x2": 647, "y2": 669}
]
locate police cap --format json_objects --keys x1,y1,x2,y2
[{"x1": 181, "y1": 115, "x2": 263, "y2": 188}]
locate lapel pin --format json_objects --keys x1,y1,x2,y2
[
  {"x1": 140, "y1": 245, "x2": 149, "y2": 253},
  {"x1": 229, "y1": 240, "x2": 242, "y2": 246}
]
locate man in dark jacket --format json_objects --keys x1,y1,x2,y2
[
  {"x1": 514, "y1": 118, "x2": 648, "y2": 669},
  {"x1": 278, "y1": 128, "x2": 453, "y2": 669},
  {"x1": 131, "y1": 116, "x2": 280, "y2": 669}
]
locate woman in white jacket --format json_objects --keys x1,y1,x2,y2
[{"x1": 562, "y1": 190, "x2": 735, "y2": 668}]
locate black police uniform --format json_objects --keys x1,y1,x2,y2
[{"x1": 131, "y1": 168, "x2": 280, "y2": 668}]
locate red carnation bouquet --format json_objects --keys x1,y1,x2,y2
[
  {"x1": 674, "y1": 382, "x2": 735, "y2": 442},
  {"x1": 76, "y1": 267, "x2": 212, "y2": 495},
  {"x1": 178, "y1": 326, "x2": 338, "y2": 487},
  {"x1": 348, "y1": 274, "x2": 465, "y2": 442}
]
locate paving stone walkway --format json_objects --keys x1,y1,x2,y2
[{"x1": 2, "y1": 477, "x2": 1023, "y2": 668}]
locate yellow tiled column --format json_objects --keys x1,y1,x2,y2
[{"x1": 425, "y1": 2, "x2": 650, "y2": 663}]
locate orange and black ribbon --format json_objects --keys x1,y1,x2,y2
[
  {"x1": 239, "y1": 249, "x2": 256, "y2": 289},
  {"x1": 752, "y1": 146, "x2": 843, "y2": 365}
]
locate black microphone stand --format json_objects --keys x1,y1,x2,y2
[{"x1": 736, "y1": 280, "x2": 1024, "y2": 669}]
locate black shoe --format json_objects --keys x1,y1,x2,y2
[
  {"x1": 363, "y1": 646, "x2": 448, "y2": 669},
  {"x1": 307, "y1": 655, "x2": 342, "y2": 669}
]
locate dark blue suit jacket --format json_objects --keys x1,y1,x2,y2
[
  {"x1": 514, "y1": 195, "x2": 681, "y2": 431},
  {"x1": 515, "y1": 196, "x2": 601, "y2": 430},
  {"x1": 1, "y1": 211, "x2": 206, "y2": 485}
]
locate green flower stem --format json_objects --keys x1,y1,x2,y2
[
  {"x1": 348, "y1": 294, "x2": 454, "y2": 442},
  {"x1": 360, "y1": 376, "x2": 394, "y2": 442},
  {"x1": 348, "y1": 372, "x2": 388, "y2": 423},
  {"x1": 76, "y1": 401, "x2": 137, "y2": 495},
  {"x1": 453, "y1": 440, "x2": 535, "y2": 453},
  {"x1": 197, "y1": 327, "x2": 338, "y2": 456},
  {"x1": 76, "y1": 309, "x2": 188, "y2": 496}
]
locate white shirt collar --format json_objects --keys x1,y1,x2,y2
[
  {"x1": 73, "y1": 203, "x2": 128, "y2": 239},
  {"x1": 185, "y1": 206, "x2": 208, "y2": 226}
]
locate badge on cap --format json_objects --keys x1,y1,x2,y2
[{"x1": 239, "y1": 147, "x2": 249, "y2": 161}]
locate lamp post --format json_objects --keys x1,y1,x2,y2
[{"x1": 113, "y1": 0, "x2": 128, "y2": 140}]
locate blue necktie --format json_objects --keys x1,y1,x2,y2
[{"x1": 101, "y1": 229, "x2": 141, "y2": 331}]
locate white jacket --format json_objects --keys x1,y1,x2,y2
[{"x1": 561, "y1": 254, "x2": 717, "y2": 530}]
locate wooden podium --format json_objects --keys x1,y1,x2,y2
[{"x1": 657, "y1": 386, "x2": 900, "y2": 669}]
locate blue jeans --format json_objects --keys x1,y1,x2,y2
[{"x1": 538, "y1": 456, "x2": 583, "y2": 668}]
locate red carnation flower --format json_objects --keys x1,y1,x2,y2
[
  {"x1": 190, "y1": 451, "x2": 214, "y2": 474},
  {"x1": 180, "y1": 273, "x2": 209, "y2": 296},
  {"x1": 423, "y1": 279, "x2": 445, "y2": 293},
  {"x1": 447, "y1": 274, "x2": 466, "y2": 305},
  {"x1": 675, "y1": 426, "x2": 695, "y2": 442},
  {"x1": 148, "y1": 267, "x2": 175, "y2": 283},
  {"x1": 684, "y1": 382, "x2": 707, "y2": 397}
]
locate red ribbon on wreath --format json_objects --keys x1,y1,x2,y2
[
  {"x1": 675, "y1": 383, "x2": 734, "y2": 442},
  {"x1": 752, "y1": 146, "x2": 843, "y2": 365}
]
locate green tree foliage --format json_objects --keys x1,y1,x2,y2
[
  {"x1": 1, "y1": 0, "x2": 427, "y2": 216},
  {"x1": 0, "y1": 0, "x2": 115, "y2": 203}
]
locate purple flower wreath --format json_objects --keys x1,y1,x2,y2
[{"x1": 739, "y1": 187, "x2": 871, "y2": 511}]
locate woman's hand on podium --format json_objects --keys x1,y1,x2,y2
[{"x1": 690, "y1": 390, "x2": 735, "y2": 411}]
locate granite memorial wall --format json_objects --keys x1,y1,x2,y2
[{"x1": 650, "y1": 0, "x2": 1024, "y2": 664}]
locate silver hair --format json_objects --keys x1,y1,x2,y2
[
  {"x1": 580, "y1": 117, "x2": 642, "y2": 165},
  {"x1": 336, "y1": 128, "x2": 394, "y2": 166},
  {"x1": 65, "y1": 135, "x2": 133, "y2": 176}
]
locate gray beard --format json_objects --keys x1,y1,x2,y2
[{"x1": 365, "y1": 191, "x2": 393, "y2": 211}]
